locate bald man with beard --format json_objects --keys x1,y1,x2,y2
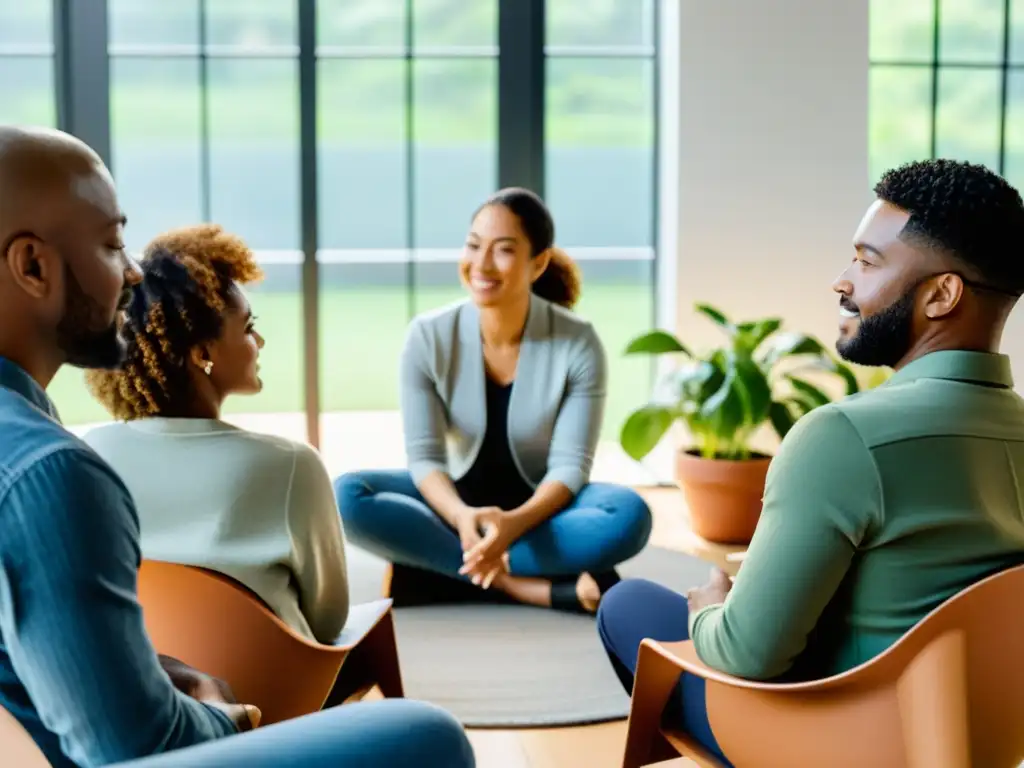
[{"x1": 0, "y1": 126, "x2": 474, "y2": 768}]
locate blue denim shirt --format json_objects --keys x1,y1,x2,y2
[{"x1": 0, "y1": 359, "x2": 235, "y2": 767}]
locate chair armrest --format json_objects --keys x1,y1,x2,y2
[
  {"x1": 334, "y1": 599, "x2": 394, "y2": 650},
  {"x1": 641, "y1": 639, "x2": 768, "y2": 690}
]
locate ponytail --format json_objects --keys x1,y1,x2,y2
[{"x1": 531, "y1": 246, "x2": 582, "y2": 310}]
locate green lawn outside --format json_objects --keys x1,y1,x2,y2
[{"x1": 50, "y1": 283, "x2": 655, "y2": 441}]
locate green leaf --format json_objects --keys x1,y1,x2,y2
[
  {"x1": 699, "y1": 365, "x2": 746, "y2": 443},
  {"x1": 769, "y1": 400, "x2": 797, "y2": 440},
  {"x1": 831, "y1": 360, "x2": 860, "y2": 396},
  {"x1": 733, "y1": 356, "x2": 773, "y2": 427},
  {"x1": 787, "y1": 376, "x2": 832, "y2": 409},
  {"x1": 672, "y1": 360, "x2": 717, "y2": 400},
  {"x1": 619, "y1": 405, "x2": 677, "y2": 461},
  {"x1": 758, "y1": 331, "x2": 826, "y2": 368},
  {"x1": 737, "y1": 318, "x2": 783, "y2": 354},
  {"x1": 624, "y1": 330, "x2": 691, "y2": 356},
  {"x1": 694, "y1": 304, "x2": 735, "y2": 334}
]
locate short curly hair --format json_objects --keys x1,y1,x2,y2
[
  {"x1": 874, "y1": 159, "x2": 1024, "y2": 296},
  {"x1": 86, "y1": 224, "x2": 263, "y2": 421}
]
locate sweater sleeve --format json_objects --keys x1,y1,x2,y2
[
  {"x1": 540, "y1": 323, "x2": 607, "y2": 493},
  {"x1": 0, "y1": 449, "x2": 236, "y2": 767},
  {"x1": 399, "y1": 318, "x2": 451, "y2": 484},
  {"x1": 689, "y1": 406, "x2": 882, "y2": 680},
  {"x1": 287, "y1": 444, "x2": 350, "y2": 644}
]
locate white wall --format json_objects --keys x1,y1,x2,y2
[{"x1": 658, "y1": 0, "x2": 870, "y2": 359}]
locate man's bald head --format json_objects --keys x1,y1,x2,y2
[{"x1": 0, "y1": 126, "x2": 140, "y2": 384}]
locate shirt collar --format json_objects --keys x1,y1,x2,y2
[
  {"x1": 887, "y1": 350, "x2": 1014, "y2": 389},
  {"x1": 0, "y1": 358, "x2": 60, "y2": 420}
]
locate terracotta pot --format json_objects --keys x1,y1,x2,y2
[{"x1": 674, "y1": 450, "x2": 771, "y2": 544}]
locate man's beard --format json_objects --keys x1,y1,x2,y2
[
  {"x1": 56, "y1": 264, "x2": 131, "y2": 370},
  {"x1": 835, "y1": 280, "x2": 921, "y2": 368}
]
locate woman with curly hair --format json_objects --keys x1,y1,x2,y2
[
  {"x1": 83, "y1": 224, "x2": 348, "y2": 644},
  {"x1": 334, "y1": 188, "x2": 652, "y2": 614}
]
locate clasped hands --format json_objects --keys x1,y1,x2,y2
[{"x1": 455, "y1": 505, "x2": 520, "y2": 588}]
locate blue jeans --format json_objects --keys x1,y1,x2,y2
[
  {"x1": 597, "y1": 579, "x2": 732, "y2": 767},
  {"x1": 116, "y1": 699, "x2": 474, "y2": 767},
  {"x1": 334, "y1": 470, "x2": 652, "y2": 578}
]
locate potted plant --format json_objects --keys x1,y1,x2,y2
[{"x1": 619, "y1": 303, "x2": 863, "y2": 544}]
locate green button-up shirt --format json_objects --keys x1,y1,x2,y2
[{"x1": 691, "y1": 350, "x2": 1024, "y2": 681}]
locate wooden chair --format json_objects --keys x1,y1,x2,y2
[
  {"x1": 0, "y1": 703, "x2": 49, "y2": 767},
  {"x1": 622, "y1": 563, "x2": 1024, "y2": 768},
  {"x1": 137, "y1": 560, "x2": 404, "y2": 726}
]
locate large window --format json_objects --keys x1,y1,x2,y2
[
  {"x1": 870, "y1": 0, "x2": 1024, "y2": 189},
  {"x1": 6, "y1": 0, "x2": 660, "y2": 474}
]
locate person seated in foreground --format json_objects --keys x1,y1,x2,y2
[
  {"x1": 335, "y1": 187, "x2": 652, "y2": 614},
  {"x1": 82, "y1": 224, "x2": 349, "y2": 645},
  {"x1": 0, "y1": 124, "x2": 474, "y2": 768},
  {"x1": 597, "y1": 158, "x2": 1024, "y2": 765}
]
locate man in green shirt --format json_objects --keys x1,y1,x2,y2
[{"x1": 597, "y1": 158, "x2": 1024, "y2": 764}]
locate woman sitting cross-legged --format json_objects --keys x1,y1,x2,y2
[
  {"x1": 335, "y1": 188, "x2": 653, "y2": 613},
  {"x1": 83, "y1": 224, "x2": 349, "y2": 644}
]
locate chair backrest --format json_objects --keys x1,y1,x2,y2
[
  {"x1": 0, "y1": 704, "x2": 50, "y2": 767},
  {"x1": 137, "y1": 560, "x2": 348, "y2": 725},
  {"x1": 704, "y1": 563, "x2": 1024, "y2": 767}
]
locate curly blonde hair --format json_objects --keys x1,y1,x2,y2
[{"x1": 86, "y1": 224, "x2": 263, "y2": 421}]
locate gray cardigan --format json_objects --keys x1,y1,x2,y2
[{"x1": 400, "y1": 296, "x2": 607, "y2": 495}]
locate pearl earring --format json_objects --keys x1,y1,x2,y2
[{"x1": 203, "y1": 361, "x2": 213, "y2": 375}]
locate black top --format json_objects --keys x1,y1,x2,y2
[{"x1": 455, "y1": 377, "x2": 534, "y2": 511}]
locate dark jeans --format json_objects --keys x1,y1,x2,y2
[
  {"x1": 596, "y1": 578, "x2": 732, "y2": 767},
  {"x1": 115, "y1": 699, "x2": 474, "y2": 767},
  {"x1": 334, "y1": 469, "x2": 653, "y2": 578}
]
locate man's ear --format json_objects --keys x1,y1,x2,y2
[
  {"x1": 5, "y1": 235, "x2": 54, "y2": 299},
  {"x1": 922, "y1": 272, "x2": 965, "y2": 320}
]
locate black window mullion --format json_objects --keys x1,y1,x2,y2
[{"x1": 497, "y1": 0, "x2": 544, "y2": 194}]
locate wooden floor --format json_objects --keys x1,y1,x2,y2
[{"x1": 461, "y1": 487, "x2": 744, "y2": 768}]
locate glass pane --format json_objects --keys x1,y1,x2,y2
[
  {"x1": 0, "y1": 58, "x2": 55, "y2": 126},
  {"x1": 413, "y1": 0, "x2": 497, "y2": 49},
  {"x1": 1011, "y1": 0, "x2": 1024, "y2": 63},
  {"x1": 938, "y1": 0, "x2": 1005, "y2": 63},
  {"x1": 318, "y1": 0, "x2": 404, "y2": 48},
  {"x1": 109, "y1": 0, "x2": 199, "y2": 48},
  {"x1": 110, "y1": 58, "x2": 202, "y2": 254},
  {"x1": 318, "y1": 58, "x2": 407, "y2": 424},
  {"x1": 935, "y1": 68, "x2": 1002, "y2": 170},
  {"x1": 413, "y1": 59, "x2": 497, "y2": 247},
  {"x1": 869, "y1": 66, "x2": 933, "y2": 184},
  {"x1": 412, "y1": 57, "x2": 497, "y2": 317},
  {"x1": 205, "y1": 0, "x2": 297, "y2": 48},
  {"x1": 1005, "y1": 72, "x2": 1024, "y2": 190},
  {"x1": 546, "y1": 58, "x2": 654, "y2": 247},
  {"x1": 546, "y1": 58, "x2": 654, "y2": 440},
  {"x1": 869, "y1": 0, "x2": 935, "y2": 62},
  {"x1": 317, "y1": 58, "x2": 408, "y2": 422},
  {"x1": 222, "y1": 268, "x2": 303, "y2": 418},
  {"x1": 0, "y1": 0, "x2": 52, "y2": 47},
  {"x1": 318, "y1": 59, "x2": 407, "y2": 249},
  {"x1": 546, "y1": 0, "x2": 654, "y2": 48},
  {"x1": 207, "y1": 58, "x2": 300, "y2": 251}
]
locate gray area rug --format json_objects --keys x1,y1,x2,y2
[{"x1": 346, "y1": 544, "x2": 713, "y2": 728}]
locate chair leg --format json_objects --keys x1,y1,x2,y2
[
  {"x1": 622, "y1": 643, "x2": 685, "y2": 768},
  {"x1": 362, "y1": 608, "x2": 405, "y2": 699}
]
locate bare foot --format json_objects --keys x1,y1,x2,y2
[
  {"x1": 575, "y1": 572, "x2": 601, "y2": 613},
  {"x1": 490, "y1": 572, "x2": 603, "y2": 613}
]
